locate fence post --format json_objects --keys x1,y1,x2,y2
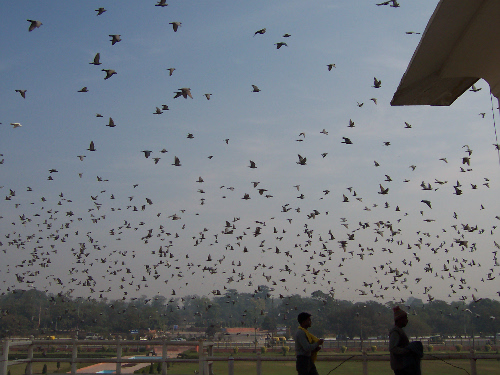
[
  {"x1": 362, "y1": 350, "x2": 368, "y2": 375},
  {"x1": 207, "y1": 343, "x2": 213, "y2": 375},
  {"x1": 469, "y1": 349, "x2": 477, "y2": 375},
  {"x1": 256, "y1": 352, "x2": 262, "y2": 375},
  {"x1": 228, "y1": 356, "x2": 234, "y2": 375},
  {"x1": 1, "y1": 339, "x2": 9, "y2": 375},
  {"x1": 198, "y1": 340, "x2": 205, "y2": 375},
  {"x1": 26, "y1": 337, "x2": 34, "y2": 375},
  {"x1": 116, "y1": 336, "x2": 122, "y2": 375},
  {"x1": 71, "y1": 336, "x2": 78, "y2": 375},
  {"x1": 161, "y1": 339, "x2": 167, "y2": 375}
]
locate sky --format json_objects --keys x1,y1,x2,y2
[{"x1": 1, "y1": 0, "x2": 499, "y2": 306}]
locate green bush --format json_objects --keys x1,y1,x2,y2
[
  {"x1": 485, "y1": 344, "x2": 492, "y2": 352},
  {"x1": 233, "y1": 346, "x2": 239, "y2": 354},
  {"x1": 260, "y1": 346, "x2": 267, "y2": 354},
  {"x1": 427, "y1": 345, "x2": 433, "y2": 352},
  {"x1": 341, "y1": 346, "x2": 348, "y2": 353},
  {"x1": 455, "y1": 344, "x2": 463, "y2": 352},
  {"x1": 282, "y1": 346, "x2": 290, "y2": 356}
]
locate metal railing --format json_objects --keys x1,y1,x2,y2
[{"x1": 2, "y1": 338, "x2": 499, "y2": 375}]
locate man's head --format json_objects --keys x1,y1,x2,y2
[
  {"x1": 297, "y1": 312, "x2": 312, "y2": 328},
  {"x1": 393, "y1": 306, "x2": 408, "y2": 327}
]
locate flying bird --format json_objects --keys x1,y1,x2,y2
[
  {"x1": 373, "y1": 77, "x2": 382, "y2": 88},
  {"x1": 167, "y1": 68, "x2": 175, "y2": 76},
  {"x1": 102, "y1": 69, "x2": 117, "y2": 80},
  {"x1": 252, "y1": 85, "x2": 261, "y2": 92},
  {"x1": 89, "y1": 53, "x2": 102, "y2": 65},
  {"x1": 172, "y1": 156, "x2": 181, "y2": 166},
  {"x1": 10, "y1": 123, "x2": 22, "y2": 128},
  {"x1": 327, "y1": 64, "x2": 336, "y2": 71},
  {"x1": 169, "y1": 22, "x2": 182, "y2": 32},
  {"x1": 155, "y1": 0, "x2": 168, "y2": 7},
  {"x1": 27, "y1": 20, "x2": 42, "y2": 32},
  {"x1": 142, "y1": 150, "x2": 153, "y2": 158},
  {"x1": 15, "y1": 90, "x2": 27, "y2": 98},
  {"x1": 107, "y1": 118, "x2": 116, "y2": 127},
  {"x1": 249, "y1": 160, "x2": 257, "y2": 169},
  {"x1": 95, "y1": 8, "x2": 106, "y2": 15},
  {"x1": 254, "y1": 28, "x2": 266, "y2": 36},
  {"x1": 78, "y1": 87, "x2": 88, "y2": 93},
  {"x1": 296, "y1": 154, "x2": 307, "y2": 165},
  {"x1": 274, "y1": 42, "x2": 287, "y2": 49},
  {"x1": 88, "y1": 141, "x2": 96, "y2": 151},
  {"x1": 109, "y1": 35, "x2": 121, "y2": 45}
]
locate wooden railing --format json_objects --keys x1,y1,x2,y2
[{"x1": 2, "y1": 338, "x2": 499, "y2": 375}]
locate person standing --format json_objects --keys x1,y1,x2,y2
[
  {"x1": 389, "y1": 306, "x2": 423, "y2": 375},
  {"x1": 294, "y1": 312, "x2": 324, "y2": 375}
]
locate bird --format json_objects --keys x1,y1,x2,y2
[
  {"x1": 274, "y1": 42, "x2": 287, "y2": 49},
  {"x1": 348, "y1": 119, "x2": 355, "y2": 128},
  {"x1": 251, "y1": 85, "x2": 261, "y2": 92},
  {"x1": 15, "y1": 89, "x2": 27, "y2": 99},
  {"x1": 78, "y1": 87, "x2": 89, "y2": 93},
  {"x1": 10, "y1": 123, "x2": 22, "y2": 128},
  {"x1": 89, "y1": 53, "x2": 102, "y2": 65},
  {"x1": 141, "y1": 150, "x2": 152, "y2": 158},
  {"x1": 155, "y1": 0, "x2": 168, "y2": 7},
  {"x1": 169, "y1": 22, "x2": 182, "y2": 32},
  {"x1": 254, "y1": 28, "x2": 266, "y2": 36},
  {"x1": 95, "y1": 8, "x2": 106, "y2": 16},
  {"x1": 296, "y1": 155, "x2": 307, "y2": 165},
  {"x1": 327, "y1": 64, "x2": 336, "y2": 71},
  {"x1": 204, "y1": 94, "x2": 212, "y2": 100},
  {"x1": 421, "y1": 200, "x2": 432, "y2": 209},
  {"x1": 172, "y1": 156, "x2": 181, "y2": 166},
  {"x1": 109, "y1": 35, "x2": 121, "y2": 45},
  {"x1": 469, "y1": 84, "x2": 482, "y2": 92},
  {"x1": 167, "y1": 68, "x2": 175, "y2": 76},
  {"x1": 378, "y1": 184, "x2": 389, "y2": 195},
  {"x1": 27, "y1": 20, "x2": 42, "y2": 32},
  {"x1": 88, "y1": 141, "x2": 96, "y2": 151},
  {"x1": 341, "y1": 137, "x2": 353, "y2": 144},
  {"x1": 404, "y1": 122, "x2": 412, "y2": 128},
  {"x1": 373, "y1": 77, "x2": 382, "y2": 88},
  {"x1": 370, "y1": 98, "x2": 377, "y2": 105},
  {"x1": 249, "y1": 160, "x2": 257, "y2": 169},
  {"x1": 283, "y1": 33, "x2": 291, "y2": 38},
  {"x1": 107, "y1": 118, "x2": 116, "y2": 127},
  {"x1": 178, "y1": 88, "x2": 193, "y2": 99},
  {"x1": 102, "y1": 69, "x2": 117, "y2": 80}
]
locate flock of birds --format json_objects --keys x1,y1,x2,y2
[{"x1": 1, "y1": 1, "x2": 500, "y2": 316}]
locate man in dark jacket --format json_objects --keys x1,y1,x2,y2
[{"x1": 389, "y1": 306, "x2": 423, "y2": 375}]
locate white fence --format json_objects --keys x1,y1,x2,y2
[{"x1": 1, "y1": 338, "x2": 499, "y2": 375}]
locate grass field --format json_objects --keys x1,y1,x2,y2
[{"x1": 7, "y1": 352, "x2": 500, "y2": 375}]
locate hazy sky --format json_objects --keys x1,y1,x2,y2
[{"x1": 1, "y1": 0, "x2": 499, "y2": 305}]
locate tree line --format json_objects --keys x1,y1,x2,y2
[{"x1": 0, "y1": 287, "x2": 498, "y2": 340}]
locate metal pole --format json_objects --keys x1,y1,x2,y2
[
  {"x1": 469, "y1": 349, "x2": 477, "y2": 375},
  {"x1": 362, "y1": 350, "x2": 368, "y2": 375},
  {"x1": 1, "y1": 339, "x2": 9, "y2": 375},
  {"x1": 256, "y1": 353, "x2": 262, "y2": 375},
  {"x1": 228, "y1": 356, "x2": 234, "y2": 375},
  {"x1": 161, "y1": 339, "x2": 167, "y2": 375},
  {"x1": 71, "y1": 336, "x2": 78, "y2": 375},
  {"x1": 116, "y1": 336, "x2": 122, "y2": 375},
  {"x1": 27, "y1": 338, "x2": 34, "y2": 375}
]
